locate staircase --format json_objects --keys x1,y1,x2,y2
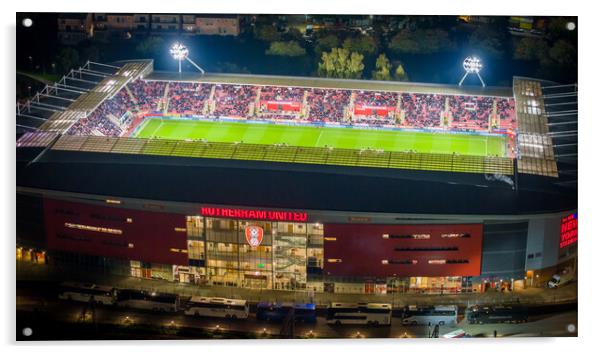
[
  {"x1": 442, "y1": 97, "x2": 450, "y2": 128},
  {"x1": 395, "y1": 93, "x2": 402, "y2": 124},
  {"x1": 253, "y1": 86, "x2": 262, "y2": 117},
  {"x1": 106, "y1": 113, "x2": 121, "y2": 129},
  {"x1": 347, "y1": 92, "x2": 356, "y2": 123},
  {"x1": 162, "y1": 82, "x2": 171, "y2": 114},
  {"x1": 489, "y1": 98, "x2": 498, "y2": 131},
  {"x1": 124, "y1": 85, "x2": 137, "y2": 104},
  {"x1": 203, "y1": 85, "x2": 216, "y2": 116},
  {"x1": 301, "y1": 89, "x2": 309, "y2": 119}
]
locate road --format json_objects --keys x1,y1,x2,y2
[{"x1": 16, "y1": 282, "x2": 577, "y2": 340}]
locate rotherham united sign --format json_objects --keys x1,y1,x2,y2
[
  {"x1": 245, "y1": 226, "x2": 264, "y2": 247},
  {"x1": 201, "y1": 207, "x2": 308, "y2": 222}
]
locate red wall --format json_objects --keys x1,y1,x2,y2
[
  {"x1": 44, "y1": 198, "x2": 189, "y2": 266},
  {"x1": 323, "y1": 224, "x2": 483, "y2": 277}
]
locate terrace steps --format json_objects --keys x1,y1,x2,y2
[{"x1": 50, "y1": 134, "x2": 515, "y2": 176}]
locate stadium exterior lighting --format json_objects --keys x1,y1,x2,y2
[
  {"x1": 169, "y1": 42, "x2": 205, "y2": 75},
  {"x1": 459, "y1": 56, "x2": 485, "y2": 87}
]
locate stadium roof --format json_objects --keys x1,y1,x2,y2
[
  {"x1": 44, "y1": 134, "x2": 514, "y2": 176},
  {"x1": 17, "y1": 147, "x2": 576, "y2": 216},
  {"x1": 147, "y1": 71, "x2": 514, "y2": 97},
  {"x1": 16, "y1": 60, "x2": 153, "y2": 135}
]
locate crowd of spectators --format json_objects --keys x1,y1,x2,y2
[
  {"x1": 65, "y1": 80, "x2": 519, "y2": 138},
  {"x1": 256, "y1": 85, "x2": 305, "y2": 119},
  {"x1": 212, "y1": 84, "x2": 256, "y2": 118},
  {"x1": 259, "y1": 86, "x2": 305, "y2": 102},
  {"x1": 401, "y1": 93, "x2": 445, "y2": 128},
  {"x1": 128, "y1": 79, "x2": 166, "y2": 113},
  {"x1": 448, "y1": 95, "x2": 494, "y2": 130},
  {"x1": 103, "y1": 89, "x2": 136, "y2": 119},
  {"x1": 66, "y1": 86, "x2": 140, "y2": 136},
  {"x1": 354, "y1": 91, "x2": 398, "y2": 107},
  {"x1": 352, "y1": 91, "x2": 399, "y2": 125},
  {"x1": 167, "y1": 82, "x2": 212, "y2": 115},
  {"x1": 306, "y1": 89, "x2": 351, "y2": 122},
  {"x1": 67, "y1": 99, "x2": 123, "y2": 137},
  {"x1": 496, "y1": 98, "x2": 517, "y2": 130}
]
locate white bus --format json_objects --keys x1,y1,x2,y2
[
  {"x1": 442, "y1": 329, "x2": 468, "y2": 338},
  {"x1": 184, "y1": 297, "x2": 249, "y2": 319},
  {"x1": 115, "y1": 289, "x2": 179, "y2": 312},
  {"x1": 58, "y1": 282, "x2": 116, "y2": 305},
  {"x1": 402, "y1": 305, "x2": 458, "y2": 326},
  {"x1": 326, "y1": 302, "x2": 392, "y2": 326}
]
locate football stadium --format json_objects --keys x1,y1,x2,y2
[{"x1": 16, "y1": 59, "x2": 577, "y2": 295}]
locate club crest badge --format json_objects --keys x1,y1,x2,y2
[{"x1": 245, "y1": 225, "x2": 264, "y2": 247}]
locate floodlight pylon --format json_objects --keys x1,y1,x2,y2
[
  {"x1": 458, "y1": 56, "x2": 485, "y2": 87},
  {"x1": 170, "y1": 42, "x2": 205, "y2": 75}
]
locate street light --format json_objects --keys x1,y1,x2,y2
[
  {"x1": 170, "y1": 42, "x2": 205, "y2": 75},
  {"x1": 458, "y1": 56, "x2": 485, "y2": 87}
]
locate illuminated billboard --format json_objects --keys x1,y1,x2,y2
[{"x1": 559, "y1": 213, "x2": 578, "y2": 249}]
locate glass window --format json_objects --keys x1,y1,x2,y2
[
  {"x1": 186, "y1": 216, "x2": 203, "y2": 238},
  {"x1": 187, "y1": 240, "x2": 205, "y2": 260}
]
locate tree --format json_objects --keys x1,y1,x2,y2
[
  {"x1": 535, "y1": 39, "x2": 577, "y2": 83},
  {"x1": 314, "y1": 34, "x2": 340, "y2": 55},
  {"x1": 513, "y1": 37, "x2": 549, "y2": 61},
  {"x1": 56, "y1": 47, "x2": 80, "y2": 75},
  {"x1": 286, "y1": 28, "x2": 304, "y2": 41},
  {"x1": 136, "y1": 36, "x2": 164, "y2": 56},
  {"x1": 255, "y1": 24, "x2": 281, "y2": 42},
  {"x1": 394, "y1": 63, "x2": 409, "y2": 81},
  {"x1": 468, "y1": 27, "x2": 506, "y2": 59},
  {"x1": 388, "y1": 30, "x2": 420, "y2": 54},
  {"x1": 389, "y1": 29, "x2": 454, "y2": 54},
  {"x1": 317, "y1": 48, "x2": 364, "y2": 79},
  {"x1": 265, "y1": 41, "x2": 306, "y2": 57},
  {"x1": 347, "y1": 52, "x2": 365, "y2": 79},
  {"x1": 342, "y1": 35, "x2": 378, "y2": 56},
  {"x1": 418, "y1": 29, "x2": 455, "y2": 53},
  {"x1": 372, "y1": 53, "x2": 392, "y2": 81}
]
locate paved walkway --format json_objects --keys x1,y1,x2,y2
[{"x1": 17, "y1": 261, "x2": 577, "y2": 307}]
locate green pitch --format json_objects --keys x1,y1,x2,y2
[{"x1": 134, "y1": 118, "x2": 507, "y2": 157}]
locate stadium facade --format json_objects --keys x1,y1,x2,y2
[{"x1": 16, "y1": 60, "x2": 577, "y2": 295}]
